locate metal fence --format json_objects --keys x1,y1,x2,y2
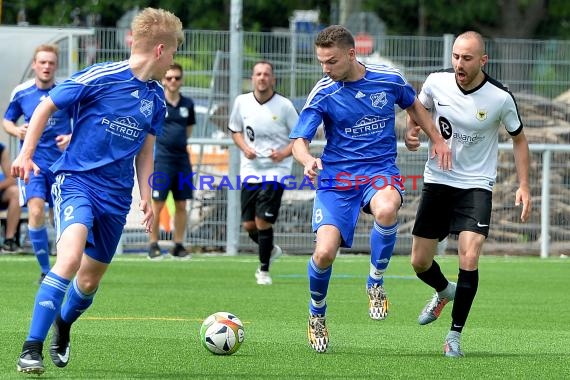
[{"x1": 68, "y1": 29, "x2": 570, "y2": 256}]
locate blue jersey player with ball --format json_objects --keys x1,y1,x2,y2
[{"x1": 290, "y1": 25, "x2": 452, "y2": 353}]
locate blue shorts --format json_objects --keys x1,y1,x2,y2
[
  {"x1": 52, "y1": 173, "x2": 131, "y2": 264},
  {"x1": 312, "y1": 177, "x2": 404, "y2": 248},
  {"x1": 18, "y1": 170, "x2": 56, "y2": 207}
]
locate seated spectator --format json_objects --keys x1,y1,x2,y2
[{"x1": 0, "y1": 142, "x2": 21, "y2": 253}]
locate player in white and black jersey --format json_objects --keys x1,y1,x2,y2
[
  {"x1": 229, "y1": 60, "x2": 299, "y2": 286},
  {"x1": 406, "y1": 31, "x2": 532, "y2": 357}
]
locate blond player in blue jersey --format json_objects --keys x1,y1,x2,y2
[
  {"x1": 13, "y1": 8, "x2": 183, "y2": 375},
  {"x1": 290, "y1": 25, "x2": 451, "y2": 353},
  {"x1": 406, "y1": 31, "x2": 531, "y2": 357}
]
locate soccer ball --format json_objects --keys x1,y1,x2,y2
[{"x1": 200, "y1": 312, "x2": 245, "y2": 355}]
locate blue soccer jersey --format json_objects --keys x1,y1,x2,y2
[
  {"x1": 4, "y1": 79, "x2": 72, "y2": 170},
  {"x1": 48, "y1": 61, "x2": 165, "y2": 195},
  {"x1": 290, "y1": 64, "x2": 416, "y2": 182}
]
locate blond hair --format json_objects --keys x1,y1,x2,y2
[
  {"x1": 131, "y1": 8, "x2": 184, "y2": 51},
  {"x1": 34, "y1": 44, "x2": 59, "y2": 61}
]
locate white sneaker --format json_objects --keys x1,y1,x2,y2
[
  {"x1": 269, "y1": 244, "x2": 283, "y2": 264},
  {"x1": 255, "y1": 268, "x2": 272, "y2": 285}
]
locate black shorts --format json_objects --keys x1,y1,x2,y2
[
  {"x1": 412, "y1": 183, "x2": 492, "y2": 240},
  {"x1": 152, "y1": 160, "x2": 193, "y2": 201},
  {"x1": 240, "y1": 182, "x2": 284, "y2": 224}
]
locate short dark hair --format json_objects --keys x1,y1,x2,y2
[
  {"x1": 252, "y1": 60, "x2": 274, "y2": 75},
  {"x1": 169, "y1": 62, "x2": 183, "y2": 75},
  {"x1": 315, "y1": 25, "x2": 355, "y2": 49}
]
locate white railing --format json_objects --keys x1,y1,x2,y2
[{"x1": 122, "y1": 138, "x2": 570, "y2": 258}]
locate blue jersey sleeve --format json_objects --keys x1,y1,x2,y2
[
  {"x1": 3, "y1": 96, "x2": 24, "y2": 122},
  {"x1": 49, "y1": 77, "x2": 90, "y2": 111},
  {"x1": 289, "y1": 86, "x2": 327, "y2": 142},
  {"x1": 396, "y1": 81, "x2": 417, "y2": 110},
  {"x1": 290, "y1": 106, "x2": 322, "y2": 142}
]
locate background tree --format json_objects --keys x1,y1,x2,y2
[
  {"x1": 362, "y1": 0, "x2": 570, "y2": 39},
  {"x1": 2, "y1": 0, "x2": 570, "y2": 39},
  {"x1": 0, "y1": 0, "x2": 331, "y2": 30}
]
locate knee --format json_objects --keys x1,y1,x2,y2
[
  {"x1": 410, "y1": 254, "x2": 432, "y2": 273},
  {"x1": 373, "y1": 204, "x2": 398, "y2": 225},
  {"x1": 5, "y1": 185, "x2": 19, "y2": 202},
  {"x1": 28, "y1": 205, "x2": 46, "y2": 224},
  {"x1": 312, "y1": 246, "x2": 336, "y2": 268},
  {"x1": 76, "y1": 275, "x2": 100, "y2": 294},
  {"x1": 242, "y1": 221, "x2": 256, "y2": 233},
  {"x1": 174, "y1": 201, "x2": 187, "y2": 213}
]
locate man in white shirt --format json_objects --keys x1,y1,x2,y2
[
  {"x1": 406, "y1": 31, "x2": 532, "y2": 357},
  {"x1": 229, "y1": 60, "x2": 299, "y2": 285}
]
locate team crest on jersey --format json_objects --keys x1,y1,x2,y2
[
  {"x1": 140, "y1": 99, "x2": 153, "y2": 117},
  {"x1": 370, "y1": 92, "x2": 388, "y2": 109},
  {"x1": 180, "y1": 107, "x2": 189, "y2": 118},
  {"x1": 476, "y1": 109, "x2": 487, "y2": 121}
]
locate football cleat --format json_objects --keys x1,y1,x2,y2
[
  {"x1": 17, "y1": 341, "x2": 45, "y2": 374},
  {"x1": 444, "y1": 332, "x2": 464, "y2": 357},
  {"x1": 255, "y1": 268, "x2": 272, "y2": 285},
  {"x1": 49, "y1": 315, "x2": 71, "y2": 367},
  {"x1": 307, "y1": 314, "x2": 328, "y2": 353},
  {"x1": 269, "y1": 244, "x2": 283, "y2": 264},
  {"x1": 367, "y1": 284, "x2": 388, "y2": 320},
  {"x1": 418, "y1": 282, "x2": 456, "y2": 325}
]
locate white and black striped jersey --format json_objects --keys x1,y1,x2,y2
[
  {"x1": 418, "y1": 70, "x2": 522, "y2": 191},
  {"x1": 229, "y1": 92, "x2": 298, "y2": 182}
]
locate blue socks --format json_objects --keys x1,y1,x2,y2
[
  {"x1": 27, "y1": 272, "x2": 70, "y2": 342},
  {"x1": 61, "y1": 277, "x2": 97, "y2": 324},
  {"x1": 29, "y1": 226, "x2": 51, "y2": 274},
  {"x1": 26, "y1": 274, "x2": 98, "y2": 342},
  {"x1": 368, "y1": 222, "x2": 397, "y2": 288},
  {"x1": 308, "y1": 257, "x2": 332, "y2": 316}
]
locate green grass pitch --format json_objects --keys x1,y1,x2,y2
[{"x1": 1, "y1": 253, "x2": 569, "y2": 379}]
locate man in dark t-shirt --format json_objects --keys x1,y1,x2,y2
[{"x1": 148, "y1": 62, "x2": 195, "y2": 260}]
